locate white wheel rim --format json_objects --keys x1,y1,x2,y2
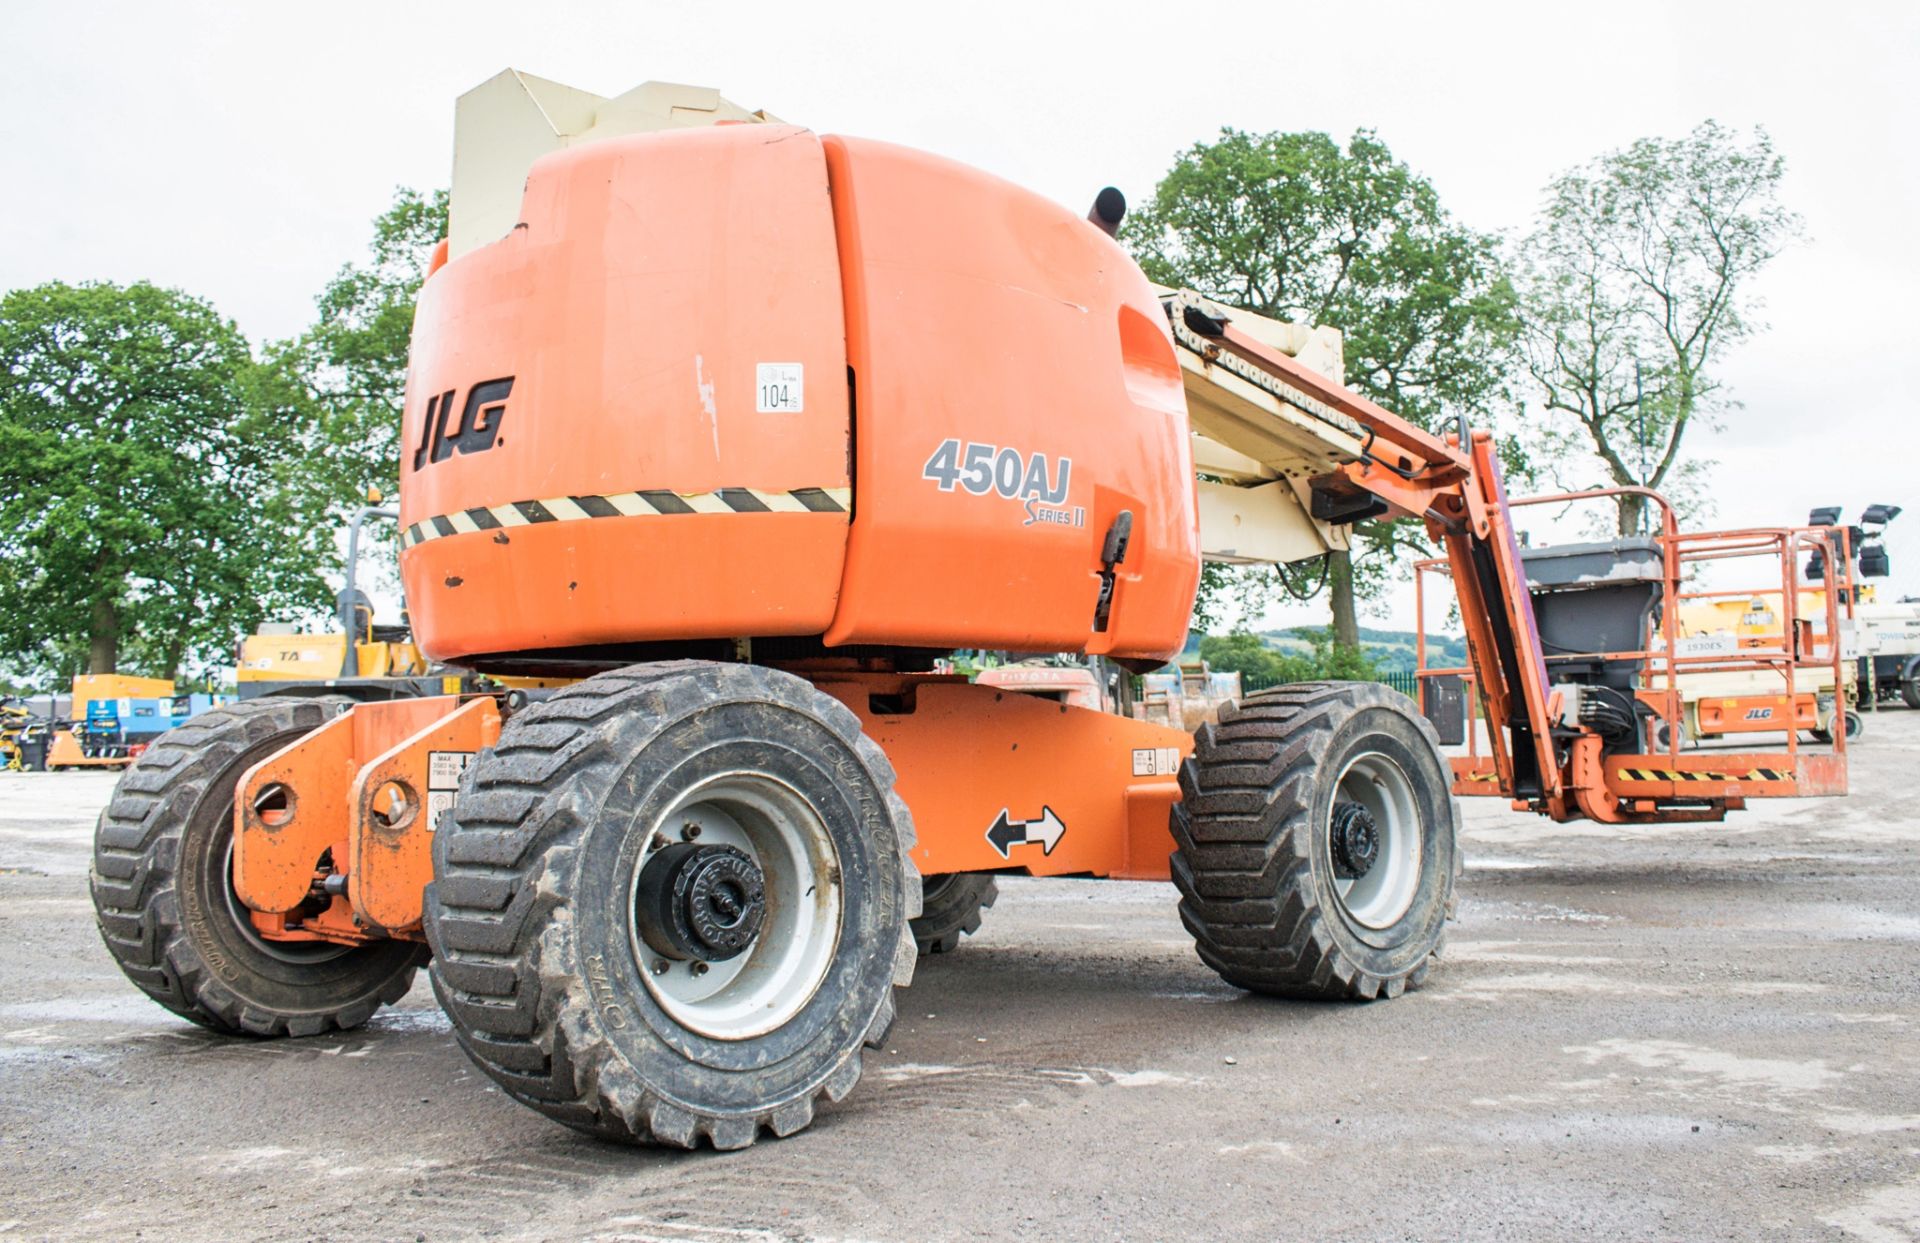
[
  {"x1": 629, "y1": 772, "x2": 842, "y2": 1041},
  {"x1": 1329, "y1": 752, "x2": 1422, "y2": 930}
]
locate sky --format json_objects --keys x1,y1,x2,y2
[{"x1": 4, "y1": 0, "x2": 1916, "y2": 637}]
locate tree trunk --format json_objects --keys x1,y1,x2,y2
[
  {"x1": 88, "y1": 597, "x2": 119, "y2": 674},
  {"x1": 1328, "y1": 549, "x2": 1360, "y2": 647},
  {"x1": 1616, "y1": 491, "x2": 1646, "y2": 537}
]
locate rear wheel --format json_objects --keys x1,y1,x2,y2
[
  {"x1": 1810, "y1": 708, "x2": 1863, "y2": 744},
  {"x1": 90, "y1": 699, "x2": 427, "y2": 1036},
  {"x1": 425, "y1": 661, "x2": 919, "y2": 1149},
  {"x1": 1172, "y1": 682, "x2": 1459, "y2": 1000},
  {"x1": 912, "y1": 873, "x2": 999, "y2": 955}
]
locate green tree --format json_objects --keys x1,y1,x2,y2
[
  {"x1": 1517, "y1": 121, "x2": 1798, "y2": 534},
  {"x1": 0, "y1": 281, "x2": 335, "y2": 681},
  {"x1": 1291, "y1": 625, "x2": 1382, "y2": 680},
  {"x1": 1197, "y1": 627, "x2": 1382, "y2": 689},
  {"x1": 293, "y1": 187, "x2": 449, "y2": 503},
  {"x1": 1125, "y1": 128, "x2": 1520, "y2": 646},
  {"x1": 1198, "y1": 631, "x2": 1308, "y2": 688}
]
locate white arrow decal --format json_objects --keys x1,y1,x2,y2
[{"x1": 986, "y1": 806, "x2": 1066, "y2": 858}]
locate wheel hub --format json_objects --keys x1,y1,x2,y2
[
  {"x1": 633, "y1": 843, "x2": 766, "y2": 963},
  {"x1": 1329, "y1": 801, "x2": 1379, "y2": 880}
]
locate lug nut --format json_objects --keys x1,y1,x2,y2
[
  {"x1": 682, "y1": 821, "x2": 703, "y2": 841},
  {"x1": 651, "y1": 959, "x2": 669, "y2": 976},
  {"x1": 691, "y1": 961, "x2": 710, "y2": 977}
]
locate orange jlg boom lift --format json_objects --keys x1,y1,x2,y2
[{"x1": 90, "y1": 72, "x2": 1848, "y2": 1149}]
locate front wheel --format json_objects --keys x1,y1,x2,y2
[
  {"x1": 1172, "y1": 682, "x2": 1459, "y2": 1001},
  {"x1": 425, "y1": 662, "x2": 919, "y2": 1149},
  {"x1": 90, "y1": 699, "x2": 427, "y2": 1036}
]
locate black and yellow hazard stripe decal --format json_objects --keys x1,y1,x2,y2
[
  {"x1": 1617, "y1": 767, "x2": 1791, "y2": 783},
  {"x1": 399, "y1": 486, "x2": 852, "y2": 550}
]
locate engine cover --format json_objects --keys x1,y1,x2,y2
[{"x1": 399, "y1": 124, "x2": 1200, "y2": 666}]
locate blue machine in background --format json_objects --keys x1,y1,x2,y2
[
  {"x1": 83, "y1": 694, "x2": 226, "y2": 741},
  {"x1": 82, "y1": 699, "x2": 122, "y2": 733},
  {"x1": 166, "y1": 694, "x2": 224, "y2": 730}
]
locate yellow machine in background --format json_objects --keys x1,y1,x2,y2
[
  {"x1": 233, "y1": 600, "x2": 456, "y2": 701},
  {"x1": 230, "y1": 502, "x2": 564, "y2": 703},
  {"x1": 235, "y1": 627, "x2": 429, "y2": 687},
  {"x1": 1, "y1": 698, "x2": 43, "y2": 771},
  {"x1": 70, "y1": 674, "x2": 175, "y2": 718},
  {"x1": 234, "y1": 502, "x2": 469, "y2": 702},
  {"x1": 44, "y1": 674, "x2": 186, "y2": 770}
]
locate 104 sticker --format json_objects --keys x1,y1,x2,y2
[{"x1": 921, "y1": 439, "x2": 1083, "y2": 527}]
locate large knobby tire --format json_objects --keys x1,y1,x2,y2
[
  {"x1": 1902, "y1": 664, "x2": 1920, "y2": 711},
  {"x1": 424, "y1": 662, "x2": 919, "y2": 1150},
  {"x1": 1171, "y1": 682, "x2": 1459, "y2": 1001},
  {"x1": 90, "y1": 698, "x2": 428, "y2": 1036},
  {"x1": 912, "y1": 873, "x2": 999, "y2": 955}
]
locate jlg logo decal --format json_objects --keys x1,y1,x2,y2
[
  {"x1": 1744, "y1": 707, "x2": 1774, "y2": 720},
  {"x1": 410, "y1": 378, "x2": 515, "y2": 472}
]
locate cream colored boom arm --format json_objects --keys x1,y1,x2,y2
[{"x1": 1162, "y1": 290, "x2": 1357, "y2": 567}]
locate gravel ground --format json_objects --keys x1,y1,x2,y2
[{"x1": 1, "y1": 711, "x2": 1917, "y2": 1242}]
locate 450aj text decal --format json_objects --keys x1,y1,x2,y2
[{"x1": 921, "y1": 439, "x2": 1083, "y2": 527}]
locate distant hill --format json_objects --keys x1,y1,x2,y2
[{"x1": 1184, "y1": 625, "x2": 1466, "y2": 674}]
